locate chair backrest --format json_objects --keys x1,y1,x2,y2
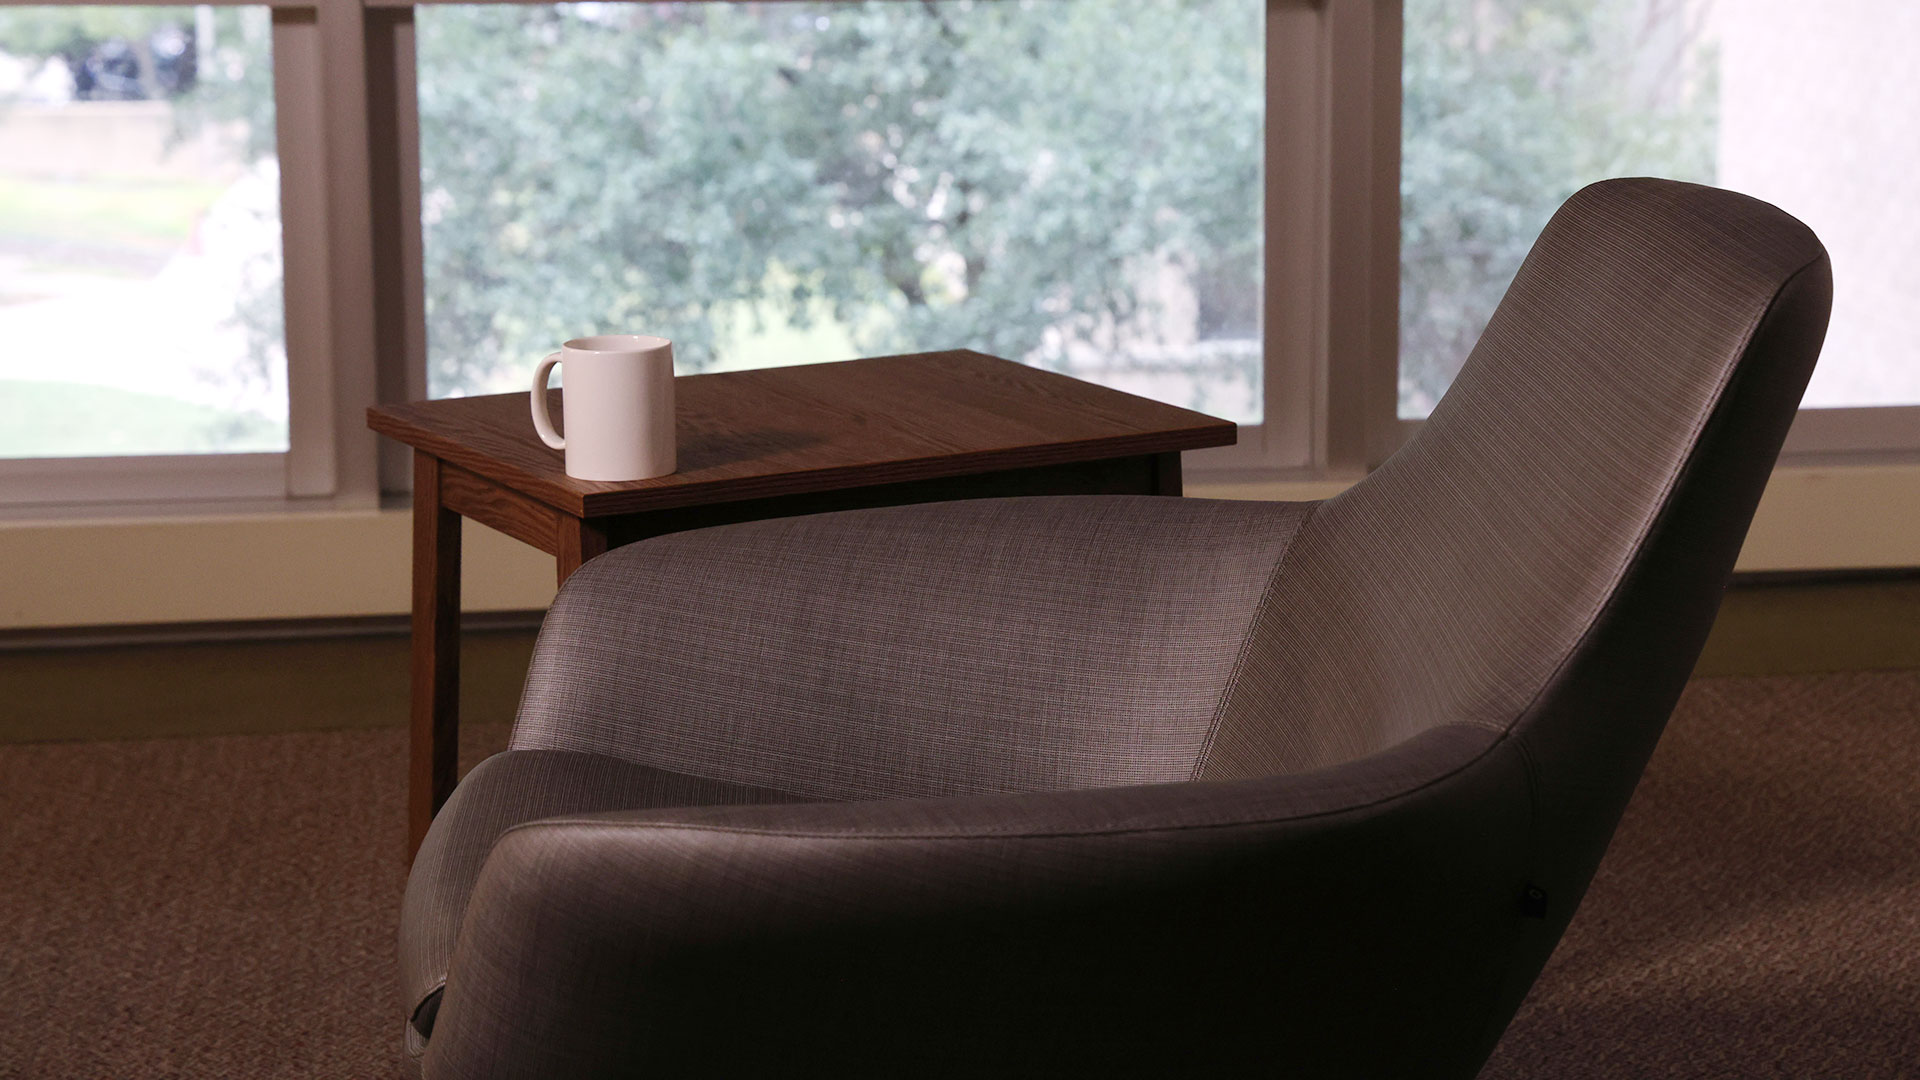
[
  {"x1": 1199, "y1": 178, "x2": 1830, "y2": 792},
  {"x1": 1193, "y1": 181, "x2": 1828, "y2": 1068}
]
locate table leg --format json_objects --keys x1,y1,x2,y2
[
  {"x1": 1151, "y1": 451, "x2": 1183, "y2": 496},
  {"x1": 556, "y1": 517, "x2": 610, "y2": 587},
  {"x1": 409, "y1": 452, "x2": 462, "y2": 861}
]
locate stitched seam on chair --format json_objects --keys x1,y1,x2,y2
[
  {"x1": 493, "y1": 724, "x2": 1508, "y2": 846},
  {"x1": 1496, "y1": 251, "x2": 1827, "y2": 739},
  {"x1": 1186, "y1": 499, "x2": 1322, "y2": 781}
]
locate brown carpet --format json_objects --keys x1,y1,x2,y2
[
  {"x1": 1, "y1": 671, "x2": 1915, "y2": 1079},
  {"x1": 1480, "y1": 669, "x2": 1920, "y2": 1078},
  {"x1": 0, "y1": 723, "x2": 511, "y2": 1080}
]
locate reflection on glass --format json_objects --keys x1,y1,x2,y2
[
  {"x1": 417, "y1": 0, "x2": 1264, "y2": 424},
  {"x1": 0, "y1": 6, "x2": 286, "y2": 457},
  {"x1": 1402, "y1": 0, "x2": 1920, "y2": 418}
]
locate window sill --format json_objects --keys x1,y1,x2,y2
[
  {"x1": 1187, "y1": 462, "x2": 1920, "y2": 575},
  {"x1": 3, "y1": 461, "x2": 1915, "y2": 631}
]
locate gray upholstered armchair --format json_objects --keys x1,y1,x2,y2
[{"x1": 399, "y1": 179, "x2": 1830, "y2": 1078}]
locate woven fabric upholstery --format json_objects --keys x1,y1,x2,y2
[
  {"x1": 396, "y1": 749, "x2": 806, "y2": 1062},
  {"x1": 1200, "y1": 178, "x2": 1831, "y2": 780},
  {"x1": 424, "y1": 724, "x2": 1509, "y2": 1080},
  {"x1": 403, "y1": 180, "x2": 1833, "y2": 1079},
  {"x1": 511, "y1": 494, "x2": 1311, "y2": 800}
]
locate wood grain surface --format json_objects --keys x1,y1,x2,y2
[
  {"x1": 439, "y1": 462, "x2": 559, "y2": 554},
  {"x1": 407, "y1": 454, "x2": 460, "y2": 858},
  {"x1": 367, "y1": 350, "x2": 1234, "y2": 519}
]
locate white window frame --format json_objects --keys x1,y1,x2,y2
[{"x1": 1, "y1": 0, "x2": 1912, "y2": 516}]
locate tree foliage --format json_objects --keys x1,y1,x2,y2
[
  {"x1": 6, "y1": 0, "x2": 1724, "y2": 420},
  {"x1": 0, "y1": 7, "x2": 180, "y2": 62},
  {"x1": 1399, "y1": 0, "x2": 1717, "y2": 415},
  {"x1": 417, "y1": 0, "x2": 1263, "y2": 394},
  {"x1": 0, "y1": 6, "x2": 275, "y2": 156}
]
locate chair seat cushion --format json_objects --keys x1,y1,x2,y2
[{"x1": 399, "y1": 750, "x2": 812, "y2": 1054}]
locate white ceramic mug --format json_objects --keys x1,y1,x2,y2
[{"x1": 530, "y1": 335, "x2": 677, "y2": 481}]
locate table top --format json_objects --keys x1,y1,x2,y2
[{"x1": 366, "y1": 349, "x2": 1235, "y2": 519}]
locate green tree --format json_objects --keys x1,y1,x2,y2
[
  {"x1": 1399, "y1": 0, "x2": 1718, "y2": 415},
  {"x1": 0, "y1": 6, "x2": 274, "y2": 156},
  {"x1": 416, "y1": 0, "x2": 1263, "y2": 396}
]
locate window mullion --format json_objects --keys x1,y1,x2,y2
[
  {"x1": 367, "y1": 5, "x2": 427, "y2": 496},
  {"x1": 1319, "y1": 0, "x2": 1398, "y2": 474},
  {"x1": 280, "y1": 0, "x2": 381, "y2": 505},
  {"x1": 275, "y1": 6, "x2": 332, "y2": 498}
]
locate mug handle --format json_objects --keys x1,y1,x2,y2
[{"x1": 530, "y1": 352, "x2": 565, "y2": 450}]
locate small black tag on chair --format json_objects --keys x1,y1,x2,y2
[{"x1": 1520, "y1": 883, "x2": 1549, "y2": 919}]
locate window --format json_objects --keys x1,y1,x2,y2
[
  {"x1": 414, "y1": 0, "x2": 1266, "y2": 426},
  {"x1": 0, "y1": 5, "x2": 286, "y2": 459},
  {"x1": 1, "y1": 0, "x2": 1907, "y2": 511},
  {"x1": 1399, "y1": 0, "x2": 1920, "y2": 427}
]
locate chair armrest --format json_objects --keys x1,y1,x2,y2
[
  {"x1": 509, "y1": 494, "x2": 1311, "y2": 800},
  {"x1": 424, "y1": 724, "x2": 1526, "y2": 1080}
]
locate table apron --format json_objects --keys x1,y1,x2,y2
[
  {"x1": 597, "y1": 452, "x2": 1180, "y2": 547},
  {"x1": 441, "y1": 462, "x2": 564, "y2": 556},
  {"x1": 437, "y1": 452, "x2": 1178, "y2": 558}
]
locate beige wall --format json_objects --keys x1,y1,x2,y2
[{"x1": 3, "y1": 463, "x2": 1915, "y2": 631}]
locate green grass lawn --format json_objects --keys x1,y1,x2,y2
[
  {"x1": 0, "y1": 175, "x2": 224, "y2": 261},
  {"x1": 0, "y1": 380, "x2": 285, "y2": 458}
]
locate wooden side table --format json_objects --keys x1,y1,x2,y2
[{"x1": 368, "y1": 349, "x2": 1235, "y2": 858}]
